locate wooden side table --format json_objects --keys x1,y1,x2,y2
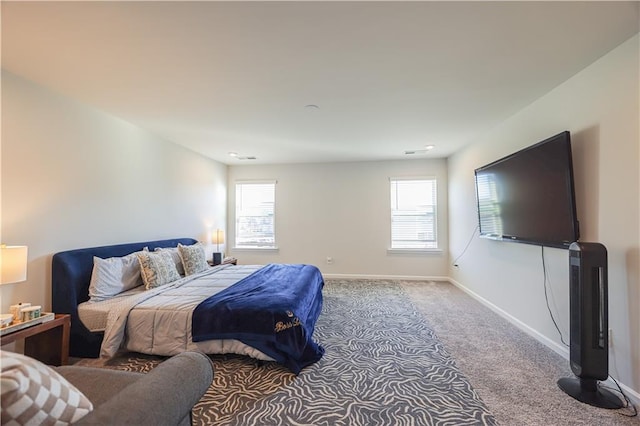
[
  {"x1": 0, "y1": 314, "x2": 70, "y2": 366},
  {"x1": 208, "y1": 257, "x2": 238, "y2": 266}
]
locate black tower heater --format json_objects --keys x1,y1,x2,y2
[{"x1": 557, "y1": 242, "x2": 622, "y2": 409}]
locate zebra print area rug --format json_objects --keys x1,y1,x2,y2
[{"x1": 95, "y1": 279, "x2": 497, "y2": 425}]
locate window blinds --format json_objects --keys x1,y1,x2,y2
[
  {"x1": 390, "y1": 178, "x2": 437, "y2": 249},
  {"x1": 235, "y1": 181, "x2": 276, "y2": 248}
]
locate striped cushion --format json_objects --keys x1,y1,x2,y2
[{"x1": 0, "y1": 350, "x2": 93, "y2": 425}]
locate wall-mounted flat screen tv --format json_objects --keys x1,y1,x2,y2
[{"x1": 474, "y1": 131, "x2": 579, "y2": 249}]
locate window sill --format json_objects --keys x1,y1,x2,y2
[
  {"x1": 232, "y1": 247, "x2": 279, "y2": 253},
  {"x1": 387, "y1": 248, "x2": 443, "y2": 255}
]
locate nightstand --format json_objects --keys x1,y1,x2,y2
[
  {"x1": 0, "y1": 314, "x2": 70, "y2": 366},
  {"x1": 209, "y1": 257, "x2": 237, "y2": 266}
]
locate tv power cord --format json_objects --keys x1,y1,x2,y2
[
  {"x1": 452, "y1": 225, "x2": 479, "y2": 267},
  {"x1": 602, "y1": 376, "x2": 638, "y2": 417},
  {"x1": 541, "y1": 246, "x2": 569, "y2": 347}
]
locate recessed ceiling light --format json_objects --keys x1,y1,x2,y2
[
  {"x1": 304, "y1": 104, "x2": 320, "y2": 109},
  {"x1": 229, "y1": 152, "x2": 256, "y2": 160},
  {"x1": 425, "y1": 145, "x2": 435, "y2": 150}
]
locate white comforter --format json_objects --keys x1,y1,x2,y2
[{"x1": 99, "y1": 264, "x2": 274, "y2": 361}]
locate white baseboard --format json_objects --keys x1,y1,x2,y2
[
  {"x1": 447, "y1": 277, "x2": 640, "y2": 407},
  {"x1": 447, "y1": 277, "x2": 570, "y2": 358},
  {"x1": 603, "y1": 378, "x2": 640, "y2": 407},
  {"x1": 323, "y1": 273, "x2": 449, "y2": 282}
]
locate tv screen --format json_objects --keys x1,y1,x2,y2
[{"x1": 474, "y1": 131, "x2": 579, "y2": 249}]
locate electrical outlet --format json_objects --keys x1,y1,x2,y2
[
  {"x1": 326, "y1": 256, "x2": 333, "y2": 264},
  {"x1": 608, "y1": 328, "x2": 613, "y2": 347}
]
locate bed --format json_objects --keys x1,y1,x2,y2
[{"x1": 52, "y1": 238, "x2": 325, "y2": 373}]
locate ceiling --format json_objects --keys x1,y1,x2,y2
[{"x1": 2, "y1": 1, "x2": 638, "y2": 165}]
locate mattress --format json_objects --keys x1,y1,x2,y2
[
  {"x1": 78, "y1": 286, "x2": 146, "y2": 332},
  {"x1": 87, "y1": 264, "x2": 275, "y2": 361}
]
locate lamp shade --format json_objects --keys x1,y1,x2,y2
[
  {"x1": 212, "y1": 229, "x2": 225, "y2": 245},
  {"x1": 212, "y1": 229, "x2": 224, "y2": 253},
  {"x1": 0, "y1": 245, "x2": 28, "y2": 284}
]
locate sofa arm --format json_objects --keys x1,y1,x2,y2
[{"x1": 76, "y1": 351, "x2": 213, "y2": 426}]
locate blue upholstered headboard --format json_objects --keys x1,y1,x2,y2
[{"x1": 52, "y1": 237, "x2": 198, "y2": 358}]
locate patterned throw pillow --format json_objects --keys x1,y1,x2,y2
[
  {"x1": 154, "y1": 247, "x2": 185, "y2": 276},
  {"x1": 0, "y1": 350, "x2": 93, "y2": 426},
  {"x1": 136, "y1": 250, "x2": 181, "y2": 289},
  {"x1": 177, "y1": 243, "x2": 208, "y2": 276}
]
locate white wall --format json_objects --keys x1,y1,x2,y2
[
  {"x1": 448, "y1": 35, "x2": 639, "y2": 396},
  {"x1": 228, "y1": 159, "x2": 448, "y2": 278},
  {"x1": 0, "y1": 71, "x2": 227, "y2": 313}
]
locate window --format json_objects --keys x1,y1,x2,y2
[
  {"x1": 390, "y1": 178, "x2": 437, "y2": 249},
  {"x1": 235, "y1": 181, "x2": 276, "y2": 248}
]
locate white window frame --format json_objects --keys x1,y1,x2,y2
[
  {"x1": 234, "y1": 180, "x2": 277, "y2": 250},
  {"x1": 389, "y1": 177, "x2": 440, "y2": 252}
]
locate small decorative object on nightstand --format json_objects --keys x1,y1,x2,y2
[{"x1": 222, "y1": 257, "x2": 237, "y2": 265}]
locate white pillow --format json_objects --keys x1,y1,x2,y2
[
  {"x1": 88, "y1": 249, "x2": 147, "y2": 302},
  {"x1": 154, "y1": 247, "x2": 185, "y2": 276},
  {"x1": 0, "y1": 350, "x2": 93, "y2": 425},
  {"x1": 177, "y1": 243, "x2": 208, "y2": 276}
]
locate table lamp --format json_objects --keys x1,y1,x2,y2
[
  {"x1": 1, "y1": 245, "x2": 28, "y2": 285},
  {"x1": 212, "y1": 229, "x2": 224, "y2": 266},
  {"x1": 1, "y1": 245, "x2": 28, "y2": 327}
]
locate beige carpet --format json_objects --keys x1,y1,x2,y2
[{"x1": 401, "y1": 280, "x2": 638, "y2": 425}]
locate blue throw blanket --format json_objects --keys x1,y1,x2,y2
[{"x1": 192, "y1": 264, "x2": 325, "y2": 374}]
